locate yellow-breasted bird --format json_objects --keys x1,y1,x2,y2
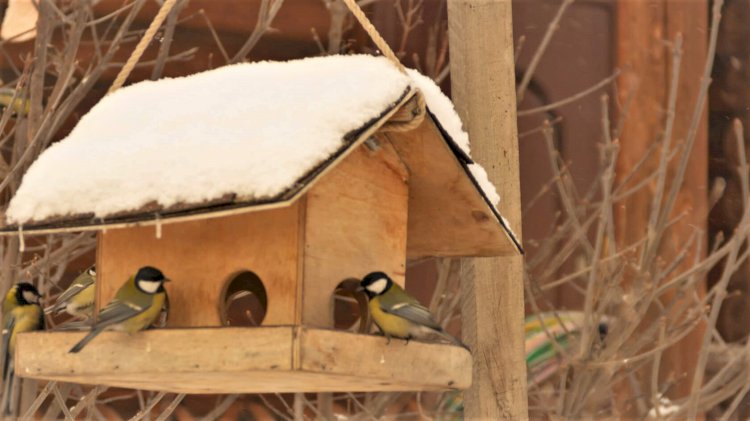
[
  {"x1": 0, "y1": 282, "x2": 43, "y2": 415},
  {"x1": 0, "y1": 87, "x2": 29, "y2": 116},
  {"x1": 45, "y1": 265, "x2": 96, "y2": 319},
  {"x1": 1, "y1": 285, "x2": 18, "y2": 317},
  {"x1": 359, "y1": 272, "x2": 467, "y2": 349},
  {"x1": 68, "y1": 266, "x2": 168, "y2": 354}
]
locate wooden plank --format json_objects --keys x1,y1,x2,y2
[
  {"x1": 97, "y1": 204, "x2": 301, "y2": 327},
  {"x1": 21, "y1": 372, "x2": 463, "y2": 394},
  {"x1": 663, "y1": 0, "x2": 709, "y2": 401},
  {"x1": 16, "y1": 327, "x2": 294, "y2": 391},
  {"x1": 447, "y1": 0, "x2": 528, "y2": 419},
  {"x1": 386, "y1": 115, "x2": 518, "y2": 259},
  {"x1": 15, "y1": 327, "x2": 471, "y2": 393},
  {"x1": 615, "y1": 0, "x2": 708, "y2": 401},
  {"x1": 298, "y1": 327, "x2": 471, "y2": 390},
  {"x1": 302, "y1": 142, "x2": 409, "y2": 327}
]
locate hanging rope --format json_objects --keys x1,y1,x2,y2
[
  {"x1": 108, "y1": 0, "x2": 423, "y2": 129},
  {"x1": 107, "y1": 0, "x2": 179, "y2": 94},
  {"x1": 339, "y1": 0, "x2": 407, "y2": 75},
  {"x1": 338, "y1": 0, "x2": 426, "y2": 130}
]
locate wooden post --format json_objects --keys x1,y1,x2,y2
[
  {"x1": 447, "y1": 1, "x2": 528, "y2": 419},
  {"x1": 616, "y1": 0, "x2": 708, "y2": 402}
]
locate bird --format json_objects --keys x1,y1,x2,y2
[
  {"x1": 68, "y1": 266, "x2": 168, "y2": 354},
  {"x1": 0, "y1": 282, "x2": 44, "y2": 415},
  {"x1": 0, "y1": 87, "x2": 29, "y2": 116},
  {"x1": 359, "y1": 271, "x2": 468, "y2": 349},
  {"x1": 45, "y1": 264, "x2": 96, "y2": 319}
]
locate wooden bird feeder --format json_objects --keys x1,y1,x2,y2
[{"x1": 1, "y1": 55, "x2": 522, "y2": 394}]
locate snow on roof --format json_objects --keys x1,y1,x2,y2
[
  {"x1": 406, "y1": 69, "x2": 501, "y2": 206},
  {"x1": 6, "y1": 55, "x2": 503, "y2": 229},
  {"x1": 407, "y1": 70, "x2": 470, "y2": 154}
]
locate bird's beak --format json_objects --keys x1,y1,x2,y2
[{"x1": 163, "y1": 278, "x2": 172, "y2": 283}]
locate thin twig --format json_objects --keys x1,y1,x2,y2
[{"x1": 516, "y1": 0, "x2": 574, "y2": 103}]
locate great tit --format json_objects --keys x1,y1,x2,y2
[
  {"x1": 0, "y1": 282, "x2": 43, "y2": 415},
  {"x1": 360, "y1": 272, "x2": 468, "y2": 349},
  {"x1": 0, "y1": 280, "x2": 32, "y2": 315},
  {"x1": 68, "y1": 266, "x2": 168, "y2": 354},
  {"x1": 0, "y1": 87, "x2": 29, "y2": 116},
  {"x1": 45, "y1": 265, "x2": 96, "y2": 319}
]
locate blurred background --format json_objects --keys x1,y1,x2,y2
[{"x1": 0, "y1": 0, "x2": 748, "y2": 419}]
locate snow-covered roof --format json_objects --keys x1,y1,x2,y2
[{"x1": 4, "y1": 55, "x2": 522, "y2": 255}]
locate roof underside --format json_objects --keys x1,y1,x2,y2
[{"x1": 2, "y1": 55, "x2": 522, "y2": 256}]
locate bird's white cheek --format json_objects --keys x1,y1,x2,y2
[
  {"x1": 22, "y1": 290, "x2": 38, "y2": 304},
  {"x1": 366, "y1": 278, "x2": 387, "y2": 294},
  {"x1": 137, "y1": 281, "x2": 160, "y2": 293}
]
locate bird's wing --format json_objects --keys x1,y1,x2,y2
[
  {"x1": 53, "y1": 318, "x2": 91, "y2": 331},
  {"x1": 45, "y1": 279, "x2": 94, "y2": 313},
  {"x1": 377, "y1": 285, "x2": 443, "y2": 330},
  {"x1": 0, "y1": 313, "x2": 15, "y2": 382},
  {"x1": 94, "y1": 299, "x2": 148, "y2": 328},
  {"x1": 57, "y1": 280, "x2": 94, "y2": 305},
  {"x1": 379, "y1": 298, "x2": 442, "y2": 330},
  {"x1": 55, "y1": 297, "x2": 147, "y2": 331}
]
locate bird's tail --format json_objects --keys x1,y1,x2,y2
[
  {"x1": 69, "y1": 327, "x2": 103, "y2": 353},
  {"x1": 0, "y1": 347, "x2": 8, "y2": 387},
  {"x1": 436, "y1": 329, "x2": 470, "y2": 351},
  {"x1": 43, "y1": 303, "x2": 63, "y2": 315},
  {"x1": 0, "y1": 357, "x2": 16, "y2": 416}
]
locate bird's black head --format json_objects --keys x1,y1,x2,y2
[
  {"x1": 15, "y1": 282, "x2": 42, "y2": 306},
  {"x1": 135, "y1": 266, "x2": 168, "y2": 294},
  {"x1": 360, "y1": 272, "x2": 393, "y2": 298}
]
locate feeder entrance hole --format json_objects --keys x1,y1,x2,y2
[
  {"x1": 219, "y1": 271, "x2": 268, "y2": 327},
  {"x1": 331, "y1": 278, "x2": 370, "y2": 333}
]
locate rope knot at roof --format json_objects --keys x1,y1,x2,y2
[{"x1": 379, "y1": 91, "x2": 427, "y2": 133}]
